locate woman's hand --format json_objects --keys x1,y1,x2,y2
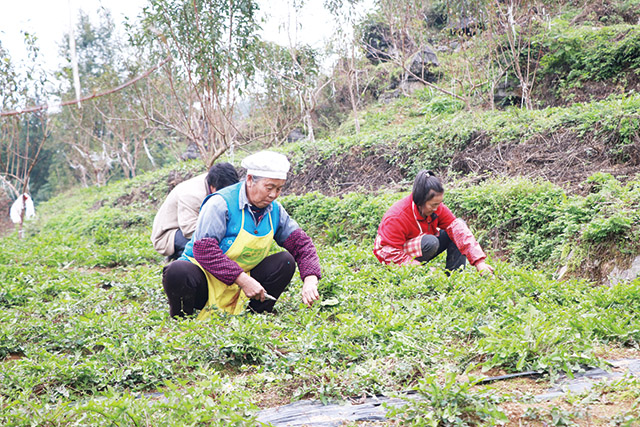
[
  {"x1": 475, "y1": 260, "x2": 494, "y2": 276},
  {"x1": 236, "y1": 272, "x2": 266, "y2": 301},
  {"x1": 301, "y1": 275, "x2": 320, "y2": 307}
]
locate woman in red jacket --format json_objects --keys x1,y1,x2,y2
[{"x1": 374, "y1": 170, "x2": 494, "y2": 275}]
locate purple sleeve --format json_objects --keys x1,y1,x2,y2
[
  {"x1": 193, "y1": 237, "x2": 244, "y2": 285},
  {"x1": 281, "y1": 228, "x2": 322, "y2": 280}
]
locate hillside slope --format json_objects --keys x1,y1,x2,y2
[
  {"x1": 3, "y1": 3, "x2": 640, "y2": 425},
  {"x1": 2, "y1": 139, "x2": 640, "y2": 426},
  {"x1": 284, "y1": 92, "x2": 640, "y2": 197}
]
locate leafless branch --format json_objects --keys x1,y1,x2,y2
[{"x1": 1, "y1": 55, "x2": 172, "y2": 117}]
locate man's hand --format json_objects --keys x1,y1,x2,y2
[
  {"x1": 236, "y1": 272, "x2": 266, "y2": 301},
  {"x1": 301, "y1": 275, "x2": 320, "y2": 307},
  {"x1": 475, "y1": 260, "x2": 494, "y2": 276}
]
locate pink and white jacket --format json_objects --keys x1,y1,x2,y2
[{"x1": 373, "y1": 194, "x2": 486, "y2": 266}]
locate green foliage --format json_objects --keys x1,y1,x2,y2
[
  {"x1": 386, "y1": 372, "x2": 508, "y2": 426},
  {"x1": 478, "y1": 303, "x2": 600, "y2": 373},
  {"x1": 537, "y1": 23, "x2": 640, "y2": 87},
  {"x1": 281, "y1": 191, "x2": 403, "y2": 242},
  {"x1": 3, "y1": 166, "x2": 640, "y2": 423},
  {"x1": 424, "y1": 0, "x2": 449, "y2": 30},
  {"x1": 423, "y1": 96, "x2": 466, "y2": 115},
  {"x1": 0, "y1": 374, "x2": 260, "y2": 426},
  {"x1": 140, "y1": 0, "x2": 260, "y2": 94},
  {"x1": 582, "y1": 213, "x2": 632, "y2": 243},
  {"x1": 62, "y1": 10, "x2": 119, "y2": 81}
]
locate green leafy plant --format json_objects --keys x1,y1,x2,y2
[
  {"x1": 582, "y1": 212, "x2": 633, "y2": 243},
  {"x1": 385, "y1": 372, "x2": 508, "y2": 426}
]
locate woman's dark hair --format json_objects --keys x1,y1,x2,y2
[
  {"x1": 207, "y1": 162, "x2": 239, "y2": 191},
  {"x1": 412, "y1": 170, "x2": 444, "y2": 206}
]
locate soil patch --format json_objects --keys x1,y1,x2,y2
[
  {"x1": 452, "y1": 128, "x2": 640, "y2": 194},
  {"x1": 286, "y1": 145, "x2": 407, "y2": 196},
  {"x1": 287, "y1": 126, "x2": 640, "y2": 199},
  {"x1": 569, "y1": 0, "x2": 640, "y2": 25},
  {"x1": 536, "y1": 71, "x2": 640, "y2": 108}
]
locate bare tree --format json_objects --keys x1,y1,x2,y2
[
  {"x1": 486, "y1": 0, "x2": 548, "y2": 109},
  {"x1": 0, "y1": 35, "x2": 50, "y2": 236},
  {"x1": 247, "y1": 40, "x2": 325, "y2": 145},
  {"x1": 279, "y1": 45, "x2": 331, "y2": 142},
  {"x1": 442, "y1": 0, "x2": 548, "y2": 109},
  {"x1": 325, "y1": 0, "x2": 368, "y2": 133},
  {"x1": 53, "y1": 9, "x2": 166, "y2": 186}
]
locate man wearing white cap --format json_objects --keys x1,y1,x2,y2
[{"x1": 162, "y1": 151, "x2": 321, "y2": 318}]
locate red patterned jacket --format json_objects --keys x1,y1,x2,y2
[{"x1": 374, "y1": 194, "x2": 486, "y2": 266}]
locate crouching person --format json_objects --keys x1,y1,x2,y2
[
  {"x1": 162, "y1": 151, "x2": 321, "y2": 319},
  {"x1": 374, "y1": 170, "x2": 494, "y2": 275},
  {"x1": 151, "y1": 162, "x2": 239, "y2": 262}
]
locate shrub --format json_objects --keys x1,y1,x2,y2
[
  {"x1": 386, "y1": 372, "x2": 508, "y2": 426},
  {"x1": 537, "y1": 23, "x2": 640, "y2": 86}
]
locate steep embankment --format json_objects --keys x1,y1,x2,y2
[
  {"x1": 282, "y1": 17, "x2": 640, "y2": 197},
  {"x1": 284, "y1": 93, "x2": 640, "y2": 197}
]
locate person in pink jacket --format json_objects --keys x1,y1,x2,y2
[{"x1": 374, "y1": 170, "x2": 494, "y2": 275}]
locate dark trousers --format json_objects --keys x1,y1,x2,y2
[
  {"x1": 415, "y1": 229, "x2": 466, "y2": 271},
  {"x1": 168, "y1": 229, "x2": 190, "y2": 261},
  {"x1": 162, "y1": 251, "x2": 296, "y2": 317}
]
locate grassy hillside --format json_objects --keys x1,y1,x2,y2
[
  {"x1": 284, "y1": 91, "x2": 640, "y2": 195},
  {"x1": 283, "y1": 11, "x2": 640, "y2": 197},
  {"x1": 2, "y1": 6, "x2": 640, "y2": 424},
  {"x1": 1, "y1": 157, "x2": 639, "y2": 425}
]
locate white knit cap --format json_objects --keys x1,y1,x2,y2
[{"x1": 241, "y1": 151, "x2": 290, "y2": 180}]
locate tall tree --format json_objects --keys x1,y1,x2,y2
[
  {"x1": 0, "y1": 35, "x2": 50, "y2": 200},
  {"x1": 56, "y1": 9, "x2": 159, "y2": 187},
  {"x1": 136, "y1": 0, "x2": 262, "y2": 166}
]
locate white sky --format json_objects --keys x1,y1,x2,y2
[
  {"x1": 0, "y1": 0, "x2": 146, "y2": 71},
  {"x1": 0, "y1": 0, "x2": 374, "y2": 74}
]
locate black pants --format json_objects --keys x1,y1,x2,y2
[
  {"x1": 162, "y1": 251, "x2": 295, "y2": 317},
  {"x1": 415, "y1": 229, "x2": 466, "y2": 271}
]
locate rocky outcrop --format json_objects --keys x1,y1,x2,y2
[
  {"x1": 608, "y1": 255, "x2": 640, "y2": 286},
  {"x1": 407, "y1": 46, "x2": 440, "y2": 82}
]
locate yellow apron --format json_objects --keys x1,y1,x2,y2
[{"x1": 188, "y1": 209, "x2": 274, "y2": 319}]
